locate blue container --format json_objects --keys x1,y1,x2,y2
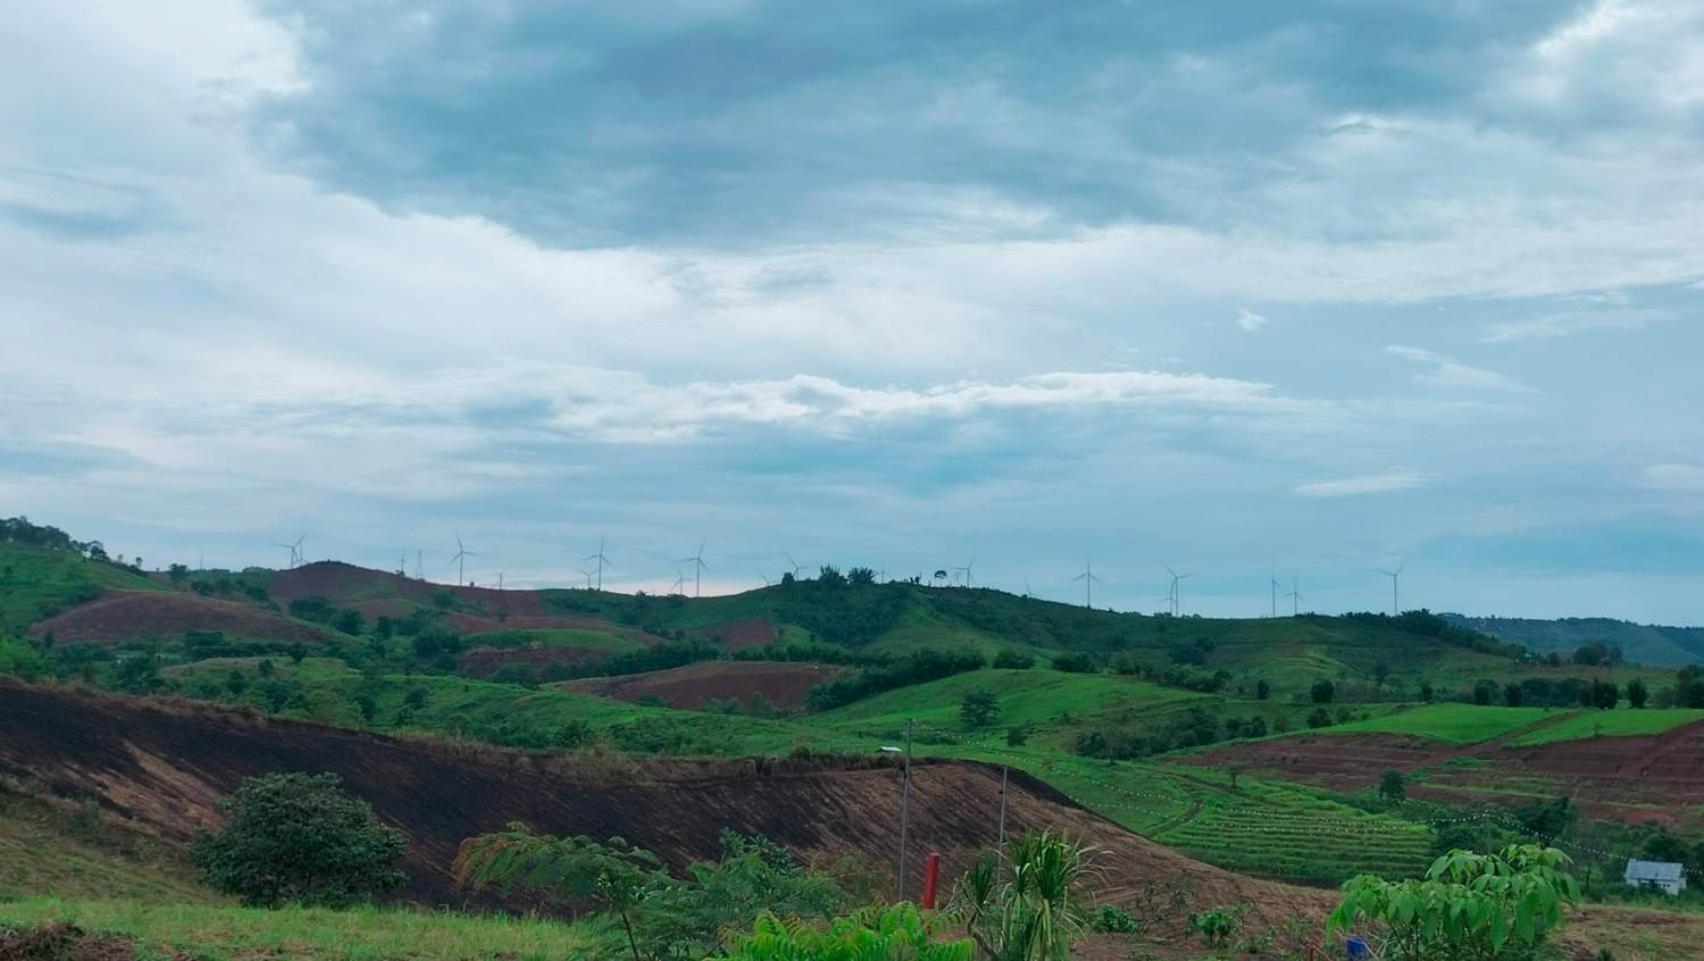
[{"x1": 1345, "y1": 936, "x2": 1371, "y2": 959}]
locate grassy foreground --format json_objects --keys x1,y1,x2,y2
[{"x1": 0, "y1": 898, "x2": 592, "y2": 961}]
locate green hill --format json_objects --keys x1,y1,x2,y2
[{"x1": 1444, "y1": 613, "x2": 1704, "y2": 666}]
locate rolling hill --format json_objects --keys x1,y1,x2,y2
[{"x1": 1444, "y1": 613, "x2": 1704, "y2": 667}]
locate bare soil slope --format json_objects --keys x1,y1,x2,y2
[
  {"x1": 0, "y1": 682, "x2": 1318, "y2": 925},
  {"x1": 1177, "y1": 724, "x2": 1704, "y2": 827},
  {"x1": 25, "y1": 593, "x2": 332, "y2": 646}
]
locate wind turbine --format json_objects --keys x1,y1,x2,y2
[
  {"x1": 1270, "y1": 568, "x2": 1284, "y2": 618},
  {"x1": 1166, "y1": 567, "x2": 1194, "y2": 616},
  {"x1": 497, "y1": 570, "x2": 505, "y2": 592},
  {"x1": 671, "y1": 564, "x2": 687, "y2": 596},
  {"x1": 576, "y1": 567, "x2": 594, "y2": 590},
  {"x1": 584, "y1": 537, "x2": 613, "y2": 592},
  {"x1": 447, "y1": 533, "x2": 481, "y2": 587},
  {"x1": 1379, "y1": 563, "x2": 1407, "y2": 616},
  {"x1": 415, "y1": 549, "x2": 423, "y2": 580},
  {"x1": 1071, "y1": 558, "x2": 1101, "y2": 609},
  {"x1": 1286, "y1": 577, "x2": 1304, "y2": 616},
  {"x1": 784, "y1": 553, "x2": 808, "y2": 578},
  {"x1": 272, "y1": 541, "x2": 297, "y2": 569},
  {"x1": 680, "y1": 540, "x2": 710, "y2": 597},
  {"x1": 952, "y1": 556, "x2": 977, "y2": 588}
]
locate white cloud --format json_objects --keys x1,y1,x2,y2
[
  {"x1": 1235, "y1": 307, "x2": 1270, "y2": 332},
  {"x1": 1640, "y1": 463, "x2": 1704, "y2": 492},
  {"x1": 1482, "y1": 308, "x2": 1667, "y2": 342},
  {"x1": 1295, "y1": 469, "x2": 1435, "y2": 498},
  {"x1": 1385, "y1": 345, "x2": 1534, "y2": 393}
]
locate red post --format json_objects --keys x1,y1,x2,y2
[{"x1": 920, "y1": 852, "x2": 942, "y2": 908}]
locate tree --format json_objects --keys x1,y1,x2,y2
[
  {"x1": 455, "y1": 823, "x2": 666, "y2": 961},
  {"x1": 847, "y1": 566, "x2": 876, "y2": 586},
  {"x1": 1377, "y1": 770, "x2": 1406, "y2": 803},
  {"x1": 1503, "y1": 682, "x2": 1522, "y2": 707},
  {"x1": 1474, "y1": 680, "x2": 1498, "y2": 705},
  {"x1": 1590, "y1": 680, "x2": 1619, "y2": 710},
  {"x1": 1326, "y1": 845, "x2": 1579, "y2": 961},
  {"x1": 1255, "y1": 679, "x2": 1270, "y2": 700},
  {"x1": 1373, "y1": 660, "x2": 1390, "y2": 688},
  {"x1": 168, "y1": 563, "x2": 190, "y2": 585},
  {"x1": 1311, "y1": 679, "x2": 1335, "y2": 704},
  {"x1": 961, "y1": 689, "x2": 1001, "y2": 728},
  {"x1": 1627, "y1": 678, "x2": 1649, "y2": 709},
  {"x1": 0, "y1": 636, "x2": 50, "y2": 681},
  {"x1": 1419, "y1": 681, "x2": 1434, "y2": 703},
  {"x1": 192, "y1": 773, "x2": 404, "y2": 908},
  {"x1": 949, "y1": 829, "x2": 1093, "y2": 961}
]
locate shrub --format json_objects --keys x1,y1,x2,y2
[
  {"x1": 191, "y1": 773, "x2": 405, "y2": 908},
  {"x1": 1188, "y1": 906, "x2": 1241, "y2": 948},
  {"x1": 0, "y1": 636, "x2": 50, "y2": 681},
  {"x1": 960, "y1": 689, "x2": 1000, "y2": 728},
  {"x1": 1311, "y1": 679, "x2": 1335, "y2": 704},
  {"x1": 723, "y1": 904, "x2": 970, "y2": 961},
  {"x1": 1090, "y1": 903, "x2": 1141, "y2": 934},
  {"x1": 1051, "y1": 652, "x2": 1098, "y2": 673},
  {"x1": 1326, "y1": 845, "x2": 1579, "y2": 961},
  {"x1": 1378, "y1": 770, "x2": 1406, "y2": 803},
  {"x1": 992, "y1": 649, "x2": 1035, "y2": 670}
]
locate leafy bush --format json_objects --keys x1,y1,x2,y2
[
  {"x1": 1188, "y1": 906, "x2": 1241, "y2": 948},
  {"x1": 960, "y1": 689, "x2": 1000, "y2": 728},
  {"x1": 1090, "y1": 903, "x2": 1141, "y2": 934},
  {"x1": 722, "y1": 904, "x2": 971, "y2": 961},
  {"x1": 992, "y1": 649, "x2": 1035, "y2": 670},
  {"x1": 191, "y1": 772, "x2": 405, "y2": 908},
  {"x1": 1326, "y1": 845, "x2": 1579, "y2": 961},
  {"x1": 0, "y1": 636, "x2": 50, "y2": 681},
  {"x1": 806, "y1": 649, "x2": 984, "y2": 711},
  {"x1": 1051, "y1": 652, "x2": 1098, "y2": 673}
]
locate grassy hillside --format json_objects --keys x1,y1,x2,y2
[
  {"x1": 0, "y1": 898, "x2": 591, "y2": 961},
  {"x1": 1446, "y1": 613, "x2": 1704, "y2": 667},
  {"x1": 0, "y1": 542, "x2": 159, "y2": 635}
]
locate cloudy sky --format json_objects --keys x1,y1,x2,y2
[{"x1": 5, "y1": 1, "x2": 1703, "y2": 621}]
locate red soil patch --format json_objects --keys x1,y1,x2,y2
[
  {"x1": 1180, "y1": 722, "x2": 1704, "y2": 828},
  {"x1": 25, "y1": 591, "x2": 332, "y2": 646},
  {"x1": 696, "y1": 617, "x2": 778, "y2": 651},
  {"x1": 457, "y1": 645, "x2": 609, "y2": 678},
  {"x1": 0, "y1": 681, "x2": 1324, "y2": 929},
  {"x1": 561, "y1": 660, "x2": 841, "y2": 709}
]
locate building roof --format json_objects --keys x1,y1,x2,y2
[{"x1": 1625, "y1": 860, "x2": 1685, "y2": 882}]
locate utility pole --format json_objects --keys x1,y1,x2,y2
[
  {"x1": 898, "y1": 719, "x2": 914, "y2": 901},
  {"x1": 996, "y1": 765, "x2": 1009, "y2": 881}
]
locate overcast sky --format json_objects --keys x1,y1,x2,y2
[{"x1": 4, "y1": 1, "x2": 1703, "y2": 622}]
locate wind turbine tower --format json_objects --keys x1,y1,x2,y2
[
  {"x1": 784, "y1": 553, "x2": 807, "y2": 579},
  {"x1": 1166, "y1": 567, "x2": 1194, "y2": 616},
  {"x1": 680, "y1": 540, "x2": 710, "y2": 597},
  {"x1": 584, "y1": 537, "x2": 613, "y2": 592},
  {"x1": 1286, "y1": 576, "x2": 1303, "y2": 616},
  {"x1": 448, "y1": 533, "x2": 482, "y2": 587},
  {"x1": 1071, "y1": 558, "x2": 1102, "y2": 609},
  {"x1": 952, "y1": 556, "x2": 977, "y2": 588},
  {"x1": 1380, "y1": 563, "x2": 1406, "y2": 616}
]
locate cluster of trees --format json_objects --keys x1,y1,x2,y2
[
  {"x1": 805, "y1": 649, "x2": 985, "y2": 710},
  {"x1": 1471, "y1": 676, "x2": 1629, "y2": 709},
  {"x1": 0, "y1": 516, "x2": 104, "y2": 557},
  {"x1": 1074, "y1": 705, "x2": 1270, "y2": 760}
]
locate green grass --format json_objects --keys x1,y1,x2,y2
[
  {"x1": 1507, "y1": 708, "x2": 1704, "y2": 746},
  {"x1": 1323, "y1": 704, "x2": 1559, "y2": 744},
  {"x1": 0, "y1": 797, "x2": 211, "y2": 903},
  {"x1": 0, "y1": 542, "x2": 160, "y2": 635},
  {"x1": 462, "y1": 628, "x2": 641, "y2": 652},
  {"x1": 0, "y1": 898, "x2": 591, "y2": 961}
]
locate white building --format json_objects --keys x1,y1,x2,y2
[{"x1": 1624, "y1": 860, "x2": 1687, "y2": 895}]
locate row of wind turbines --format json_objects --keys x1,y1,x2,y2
[{"x1": 270, "y1": 531, "x2": 1413, "y2": 615}]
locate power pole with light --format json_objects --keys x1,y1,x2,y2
[{"x1": 882, "y1": 719, "x2": 915, "y2": 901}]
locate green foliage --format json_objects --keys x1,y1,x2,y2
[
  {"x1": 1187, "y1": 906, "x2": 1240, "y2": 948},
  {"x1": 948, "y1": 829, "x2": 1094, "y2": 961},
  {"x1": 1088, "y1": 903, "x2": 1140, "y2": 934},
  {"x1": 960, "y1": 689, "x2": 1001, "y2": 728},
  {"x1": 191, "y1": 773, "x2": 405, "y2": 908},
  {"x1": 1378, "y1": 770, "x2": 1406, "y2": 803},
  {"x1": 1326, "y1": 845, "x2": 1580, "y2": 961},
  {"x1": 1311, "y1": 679, "x2": 1336, "y2": 704},
  {"x1": 807, "y1": 649, "x2": 985, "y2": 711},
  {"x1": 455, "y1": 824, "x2": 858, "y2": 961},
  {"x1": 992, "y1": 650, "x2": 1034, "y2": 670},
  {"x1": 0, "y1": 636, "x2": 50, "y2": 681},
  {"x1": 721, "y1": 903, "x2": 972, "y2": 961}
]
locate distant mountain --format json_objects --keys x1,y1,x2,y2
[{"x1": 1442, "y1": 613, "x2": 1704, "y2": 667}]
